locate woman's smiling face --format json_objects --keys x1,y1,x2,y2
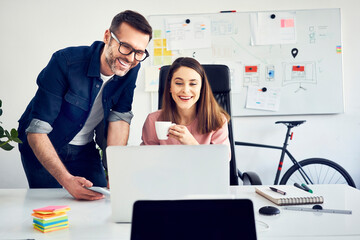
[{"x1": 170, "y1": 66, "x2": 202, "y2": 113}]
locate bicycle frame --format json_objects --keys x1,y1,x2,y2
[{"x1": 235, "y1": 126, "x2": 313, "y2": 185}]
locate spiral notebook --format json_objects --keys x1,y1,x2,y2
[{"x1": 255, "y1": 186, "x2": 324, "y2": 206}]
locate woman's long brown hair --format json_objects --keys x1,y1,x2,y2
[{"x1": 160, "y1": 57, "x2": 230, "y2": 134}]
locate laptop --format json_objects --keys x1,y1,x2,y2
[
  {"x1": 106, "y1": 144, "x2": 230, "y2": 222},
  {"x1": 130, "y1": 199, "x2": 257, "y2": 240}
]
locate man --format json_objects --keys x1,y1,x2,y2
[{"x1": 18, "y1": 10, "x2": 152, "y2": 200}]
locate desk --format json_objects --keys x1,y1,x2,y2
[{"x1": 0, "y1": 185, "x2": 359, "y2": 240}]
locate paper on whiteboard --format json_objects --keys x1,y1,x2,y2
[
  {"x1": 250, "y1": 11, "x2": 296, "y2": 45},
  {"x1": 246, "y1": 86, "x2": 281, "y2": 111},
  {"x1": 144, "y1": 66, "x2": 160, "y2": 92},
  {"x1": 165, "y1": 17, "x2": 211, "y2": 50}
]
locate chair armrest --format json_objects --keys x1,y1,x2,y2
[{"x1": 241, "y1": 171, "x2": 262, "y2": 185}]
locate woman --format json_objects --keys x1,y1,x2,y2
[{"x1": 141, "y1": 57, "x2": 230, "y2": 149}]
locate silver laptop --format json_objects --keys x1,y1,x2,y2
[{"x1": 106, "y1": 144, "x2": 230, "y2": 222}]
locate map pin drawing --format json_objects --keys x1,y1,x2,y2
[{"x1": 291, "y1": 48, "x2": 298, "y2": 58}]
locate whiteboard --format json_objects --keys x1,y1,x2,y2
[{"x1": 147, "y1": 8, "x2": 343, "y2": 116}]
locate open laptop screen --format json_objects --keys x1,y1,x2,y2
[
  {"x1": 131, "y1": 199, "x2": 257, "y2": 240},
  {"x1": 107, "y1": 144, "x2": 229, "y2": 222}
]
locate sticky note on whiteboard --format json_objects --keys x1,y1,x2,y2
[
  {"x1": 145, "y1": 67, "x2": 160, "y2": 92},
  {"x1": 245, "y1": 66, "x2": 258, "y2": 72},
  {"x1": 292, "y1": 65, "x2": 305, "y2": 71}
]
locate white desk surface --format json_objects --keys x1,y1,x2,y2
[{"x1": 0, "y1": 185, "x2": 359, "y2": 240}]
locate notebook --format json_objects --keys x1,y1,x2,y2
[
  {"x1": 255, "y1": 185, "x2": 324, "y2": 206},
  {"x1": 130, "y1": 199, "x2": 257, "y2": 240},
  {"x1": 106, "y1": 144, "x2": 230, "y2": 222}
]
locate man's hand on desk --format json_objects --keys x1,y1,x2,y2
[{"x1": 61, "y1": 175, "x2": 105, "y2": 201}]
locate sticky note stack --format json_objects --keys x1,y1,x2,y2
[{"x1": 32, "y1": 205, "x2": 70, "y2": 233}]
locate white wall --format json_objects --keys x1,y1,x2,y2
[{"x1": 0, "y1": 0, "x2": 359, "y2": 188}]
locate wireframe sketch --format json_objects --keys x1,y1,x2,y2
[
  {"x1": 243, "y1": 65, "x2": 260, "y2": 86},
  {"x1": 282, "y1": 62, "x2": 317, "y2": 92},
  {"x1": 265, "y1": 64, "x2": 275, "y2": 81}
]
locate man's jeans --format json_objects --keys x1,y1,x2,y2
[{"x1": 20, "y1": 140, "x2": 107, "y2": 188}]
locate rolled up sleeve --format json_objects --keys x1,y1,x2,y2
[
  {"x1": 25, "y1": 118, "x2": 53, "y2": 134},
  {"x1": 108, "y1": 110, "x2": 134, "y2": 125}
]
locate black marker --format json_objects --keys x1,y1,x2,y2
[
  {"x1": 294, "y1": 182, "x2": 307, "y2": 192},
  {"x1": 269, "y1": 187, "x2": 286, "y2": 195},
  {"x1": 301, "y1": 183, "x2": 313, "y2": 193}
]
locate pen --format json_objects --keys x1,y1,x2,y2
[
  {"x1": 301, "y1": 183, "x2": 313, "y2": 193},
  {"x1": 294, "y1": 183, "x2": 308, "y2": 192},
  {"x1": 220, "y1": 10, "x2": 236, "y2": 13},
  {"x1": 269, "y1": 187, "x2": 286, "y2": 195}
]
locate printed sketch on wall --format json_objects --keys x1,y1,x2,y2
[
  {"x1": 243, "y1": 65, "x2": 260, "y2": 86},
  {"x1": 282, "y1": 61, "x2": 317, "y2": 92}
]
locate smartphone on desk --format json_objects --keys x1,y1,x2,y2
[{"x1": 86, "y1": 186, "x2": 110, "y2": 196}]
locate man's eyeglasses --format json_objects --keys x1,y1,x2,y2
[{"x1": 110, "y1": 32, "x2": 149, "y2": 62}]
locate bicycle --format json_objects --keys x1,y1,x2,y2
[{"x1": 235, "y1": 120, "x2": 356, "y2": 188}]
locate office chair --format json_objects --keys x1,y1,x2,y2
[{"x1": 158, "y1": 64, "x2": 262, "y2": 185}]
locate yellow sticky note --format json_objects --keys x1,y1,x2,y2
[
  {"x1": 154, "y1": 30, "x2": 162, "y2": 38},
  {"x1": 154, "y1": 48, "x2": 163, "y2": 56},
  {"x1": 163, "y1": 48, "x2": 172, "y2": 56},
  {"x1": 153, "y1": 39, "x2": 162, "y2": 48},
  {"x1": 153, "y1": 56, "x2": 163, "y2": 66},
  {"x1": 163, "y1": 39, "x2": 167, "y2": 46},
  {"x1": 163, "y1": 56, "x2": 173, "y2": 65}
]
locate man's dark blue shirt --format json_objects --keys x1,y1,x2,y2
[{"x1": 18, "y1": 41, "x2": 140, "y2": 152}]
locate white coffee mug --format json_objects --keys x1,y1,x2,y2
[{"x1": 155, "y1": 121, "x2": 175, "y2": 140}]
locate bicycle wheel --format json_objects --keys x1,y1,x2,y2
[{"x1": 279, "y1": 158, "x2": 356, "y2": 187}]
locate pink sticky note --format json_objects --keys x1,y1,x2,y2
[
  {"x1": 281, "y1": 19, "x2": 294, "y2": 28},
  {"x1": 33, "y1": 205, "x2": 70, "y2": 213}
]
